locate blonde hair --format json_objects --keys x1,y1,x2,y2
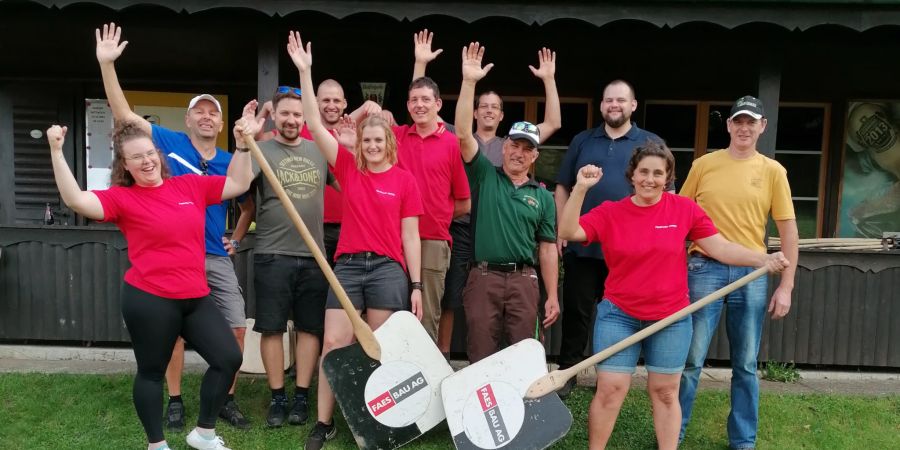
[{"x1": 354, "y1": 115, "x2": 398, "y2": 172}]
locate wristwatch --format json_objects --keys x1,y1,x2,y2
[{"x1": 230, "y1": 239, "x2": 241, "y2": 250}]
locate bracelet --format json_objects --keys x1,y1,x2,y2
[
  {"x1": 410, "y1": 281, "x2": 423, "y2": 291},
  {"x1": 235, "y1": 146, "x2": 249, "y2": 153}
]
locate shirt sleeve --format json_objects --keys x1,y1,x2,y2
[
  {"x1": 401, "y1": 173, "x2": 425, "y2": 219},
  {"x1": 679, "y1": 157, "x2": 701, "y2": 199},
  {"x1": 448, "y1": 140, "x2": 471, "y2": 200},
  {"x1": 201, "y1": 175, "x2": 227, "y2": 206},
  {"x1": 152, "y1": 125, "x2": 187, "y2": 156},
  {"x1": 463, "y1": 150, "x2": 493, "y2": 188},
  {"x1": 91, "y1": 187, "x2": 124, "y2": 223},
  {"x1": 556, "y1": 130, "x2": 588, "y2": 188},
  {"x1": 770, "y1": 164, "x2": 796, "y2": 221},
  {"x1": 687, "y1": 200, "x2": 719, "y2": 241},
  {"x1": 333, "y1": 145, "x2": 354, "y2": 185},
  {"x1": 536, "y1": 190, "x2": 557, "y2": 243},
  {"x1": 578, "y1": 203, "x2": 608, "y2": 244}
]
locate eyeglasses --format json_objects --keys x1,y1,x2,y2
[
  {"x1": 124, "y1": 149, "x2": 160, "y2": 162},
  {"x1": 276, "y1": 86, "x2": 302, "y2": 96},
  {"x1": 199, "y1": 159, "x2": 209, "y2": 176}
]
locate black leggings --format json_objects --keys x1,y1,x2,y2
[{"x1": 121, "y1": 282, "x2": 242, "y2": 443}]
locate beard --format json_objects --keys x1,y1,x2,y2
[
  {"x1": 279, "y1": 125, "x2": 300, "y2": 140},
  {"x1": 603, "y1": 112, "x2": 629, "y2": 129}
]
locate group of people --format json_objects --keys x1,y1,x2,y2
[{"x1": 47, "y1": 22, "x2": 797, "y2": 450}]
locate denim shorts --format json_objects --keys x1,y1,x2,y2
[
  {"x1": 326, "y1": 252, "x2": 410, "y2": 312},
  {"x1": 253, "y1": 254, "x2": 328, "y2": 335},
  {"x1": 593, "y1": 299, "x2": 692, "y2": 374}
]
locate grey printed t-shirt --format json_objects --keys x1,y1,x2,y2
[{"x1": 252, "y1": 138, "x2": 329, "y2": 256}]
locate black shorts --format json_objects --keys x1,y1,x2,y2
[{"x1": 253, "y1": 254, "x2": 328, "y2": 335}]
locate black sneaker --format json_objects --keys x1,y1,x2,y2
[
  {"x1": 219, "y1": 399, "x2": 251, "y2": 430},
  {"x1": 266, "y1": 396, "x2": 289, "y2": 428},
  {"x1": 557, "y1": 377, "x2": 577, "y2": 400},
  {"x1": 288, "y1": 395, "x2": 309, "y2": 425},
  {"x1": 305, "y1": 421, "x2": 336, "y2": 450},
  {"x1": 165, "y1": 401, "x2": 185, "y2": 432}
]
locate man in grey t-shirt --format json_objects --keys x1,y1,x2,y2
[{"x1": 250, "y1": 86, "x2": 329, "y2": 429}]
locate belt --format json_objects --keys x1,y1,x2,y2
[
  {"x1": 341, "y1": 251, "x2": 384, "y2": 259},
  {"x1": 476, "y1": 261, "x2": 532, "y2": 272}
]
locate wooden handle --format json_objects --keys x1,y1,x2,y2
[
  {"x1": 244, "y1": 135, "x2": 381, "y2": 361},
  {"x1": 525, "y1": 266, "x2": 769, "y2": 398}
]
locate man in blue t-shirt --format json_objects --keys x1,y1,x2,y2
[
  {"x1": 100, "y1": 55, "x2": 257, "y2": 431},
  {"x1": 554, "y1": 79, "x2": 663, "y2": 398}
]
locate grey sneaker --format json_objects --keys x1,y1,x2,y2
[
  {"x1": 165, "y1": 401, "x2": 185, "y2": 432},
  {"x1": 266, "y1": 396, "x2": 289, "y2": 427},
  {"x1": 288, "y1": 395, "x2": 309, "y2": 425},
  {"x1": 304, "y1": 421, "x2": 336, "y2": 450},
  {"x1": 219, "y1": 399, "x2": 251, "y2": 430},
  {"x1": 557, "y1": 377, "x2": 577, "y2": 400}
]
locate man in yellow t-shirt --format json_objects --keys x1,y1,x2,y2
[{"x1": 678, "y1": 95, "x2": 799, "y2": 450}]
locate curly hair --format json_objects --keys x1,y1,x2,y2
[
  {"x1": 624, "y1": 140, "x2": 676, "y2": 186},
  {"x1": 354, "y1": 115, "x2": 398, "y2": 172},
  {"x1": 109, "y1": 121, "x2": 170, "y2": 187}
]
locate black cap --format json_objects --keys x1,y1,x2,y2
[{"x1": 729, "y1": 95, "x2": 765, "y2": 120}]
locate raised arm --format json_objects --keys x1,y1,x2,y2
[
  {"x1": 412, "y1": 29, "x2": 443, "y2": 80},
  {"x1": 529, "y1": 48, "x2": 561, "y2": 143},
  {"x1": 287, "y1": 31, "x2": 339, "y2": 167},
  {"x1": 47, "y1": 126, "x2": 104, "y2": 221},
  {"x1": 95, "y1": 23, "x2": 150, "y2": 134},
  {"x1": 558, "y1": 165, "x2": 602, "y2": 242},
  {"x1": 455, "y1": 42, "x2": 494, "y2": 163},
  {"x1": 222, "y1": 106, "x2": 262, "y2": 200}
]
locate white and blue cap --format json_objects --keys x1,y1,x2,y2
[{"x1": 508, "y1": 121, "x2": 540, "y2": 147}]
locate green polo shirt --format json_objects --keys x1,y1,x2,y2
[{"x1": 466, "y1": 150, "x2": 556, "y2": 265}]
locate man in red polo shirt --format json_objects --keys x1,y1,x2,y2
[{"x1": 393, "y1": 76, "x2": 471, "y2": 342}]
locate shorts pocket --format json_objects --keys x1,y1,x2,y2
[{"x1": 687, "y1": 256, "x2": 708, "y2": 273}]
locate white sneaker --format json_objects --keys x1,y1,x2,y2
[{"x1": 186, "y1": 429, "x2": 232, "y2": 450}]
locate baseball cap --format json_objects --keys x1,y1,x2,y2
[
  {"x1": 729, "y1": 95, "x2": 765, "y2": 120},
  {"x1": 508, "y1": 121, "x2": 540, "y2": 148},
  {"x1": 188, "y1": 94, "x2": 222, "y2": 112}
]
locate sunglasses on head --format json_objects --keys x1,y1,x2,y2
[
  {"x1": 276, "y1": 86, "x2": 302, "y2": 96},
  {"x1": 511, "y1": 122, "x2": 538, "y2": 134}
]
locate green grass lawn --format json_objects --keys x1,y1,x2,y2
[{"x1": 0, "y1": 373, "x2": 897, "y2": 449}]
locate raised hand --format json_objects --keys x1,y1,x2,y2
[
  {"x1": 286, "y1": 30, "x2": 312, "y2": 72},
  {"x1": 335, "y1": 114, "x2": 358, "y2": 149},
  {"x1": 233, "y1": 100, "x2": 263, "y2": 144},
  {"x1": 95, "y1": 22, "x2": 128, "y2": 64},
  {"x1": 47, "y1": 125, "x2": 68, "y2": 152},
  {"x1": 461, "y1": 42, "x2": 494, "y2": 82},
  {"x1": 528, "y1": 47, "x2": 556, "y2": 81},
  {"x1": 576, "y1": 164, "x2": 603, "y2": 189},
  {"x1": 414, "y1": 29, "x2": 443, "y2": 64}
]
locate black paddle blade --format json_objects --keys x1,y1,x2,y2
[
  {"x1": 323, "y1": 343, "x2": 426, "y2": 449},
  {"x1": 450, "y1": 393, "x2": 572, "y2": 450}
]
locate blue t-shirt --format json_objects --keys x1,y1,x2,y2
[
  {"x1": 556, "y1": 124, "x2": 661, "y2": 260},
  {"x1": 152, "y1": 125, "x2": 238, "y2": 257}
]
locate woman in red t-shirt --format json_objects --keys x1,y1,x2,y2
[
  {"x1": 290, "y1": 31, "x2": 425, "y2": 445},
  {"x1": 558, "y1": 142, "x2": 788, "y2": 450},
  {"x1": 47, "y1": 119, "x2": 255, "y2": 450}
]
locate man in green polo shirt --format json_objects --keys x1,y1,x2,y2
[{"x1": 454, "y1": 42, "x2": 560, "y2": 363}]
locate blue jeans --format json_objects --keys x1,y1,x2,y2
[
  {"x1": 678, "y1": 255, "x2": 768, "y2": 449},
  {"x1": 593, "y1": 300, "x2": 692, "y2": 374}
]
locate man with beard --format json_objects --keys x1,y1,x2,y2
[
  {"x1": 96, "y1": 22, "x2": 256, "y2": 432},
  {"x1": 554, "y1": 79, "x2": 663, "y2": 397},
  {"x1": 244, "y1": 86, "x2": 331, "y2": 429},
  {"x1": 453, "y1": 43, "x2": 559, "y2": 362},
  {"x1": 412, "y1": 30, "x2": 561, "y2": 352}
]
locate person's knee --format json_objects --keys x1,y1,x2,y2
[
  {"x1": 649, "y1": 382, "x2": 680, "y2": 407},
  {"x1": 594, "y1": 379, "x2": 629, "y2": 407},
  {"x1": 321, "y1": 332, "x2": 352, "y2": 354}
]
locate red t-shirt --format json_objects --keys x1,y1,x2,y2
[
  {"x1": 332, "y1": 147, "x2": 423, "y2": 271},
  {"x1": 579, "y1": 192, "x2": 718, "y2": 320},
  {"x1": 93, "y1": 175, "x2": 226, "y2": 299},
  {"x1": 393, "y1": 124, "x2": 469, "y2": 242},
  {"x1": 299, "y1": 124, "x2": 342, "y2": 223}
]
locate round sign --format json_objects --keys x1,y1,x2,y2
[
  {"x1": 30, "y1": 129, "x2": 43, "y2": 139},
  {"x1": 363, "y1": 360, "x2": 431, "y2": 427},
  {"x1": 461, "y1": 381, "x2": 525, "y2": 449}
]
